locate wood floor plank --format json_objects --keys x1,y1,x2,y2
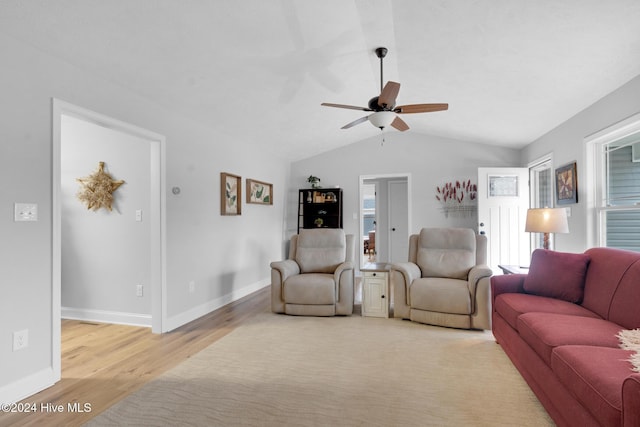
[{"x1": 0, "y1": 287, "x2": 270, "y2": 427}]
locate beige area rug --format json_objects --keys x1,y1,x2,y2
[{"x1": 86, "y1": 313, "x2": 554, "y2": 426}]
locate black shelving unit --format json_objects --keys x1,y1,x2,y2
[{"x1": 298, "y1": 188, "x2": 343, "y2": 232}]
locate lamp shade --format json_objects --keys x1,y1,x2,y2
[
  {"x1": 368, "y1": 111, "x2": 395, "y2": 129},
  {"x1": 525, "y1": 208, "x2": 569, "y2": 234}
]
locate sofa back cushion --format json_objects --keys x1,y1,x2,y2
[
  {"x1": 416, "y1": 228, "x2": 476, "y2": 279},
  {"x1": 583, "y1": 247, "x2": 640, "y2": 328},
  {"x1": 582, "y1": 248, "x2": 640, "y2": 326},
  {"x1": 523, "y1": 249, "x2": 590, "y2": 303},
  {"x1": 295, "y1": 228, "x2": 346, "y2": 273}
]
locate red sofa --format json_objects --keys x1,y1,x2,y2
[{"x1": 492, "y1": 247, "x2": 640, "y2": 427}]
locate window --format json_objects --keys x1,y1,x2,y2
[
  {"x1": 597, "y1": 135, "x2": 640, "y2": 251},
  {"x1": 529, "y1": 157, "x2": 553, "y2": 249}
]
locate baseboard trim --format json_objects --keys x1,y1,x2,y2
[
  {"x1": 61, "y1": 307, "x2": 152, "y2": 328},
  {"x1": 0, "y1": 367, "x2": 56, "y2": 404},
  {"x1": 164, "y1": 279, "x2": 270, "y2": 332}
]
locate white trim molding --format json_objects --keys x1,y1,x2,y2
[
  {"x1": 61, "y1": 308, "x2": 153, "y2": 328},
  {"x1": 164, "y1": 279, "x2": 270, "y2": 332}
]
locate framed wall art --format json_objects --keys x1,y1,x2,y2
[
  {"x1": 246, "y1": 178, "x2": 273, "y2": 205},
  {"x1": 555, "y1": 162, "x2": 578, "y2": 205},
  {"x1": 221, "y1": 172, "x2": 242, "y2": 215}
]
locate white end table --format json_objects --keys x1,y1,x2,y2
[{"x1": 361, "y1": 262, "x2": 390, "y2": 318}]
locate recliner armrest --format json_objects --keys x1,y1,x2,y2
[
  {"x1": 467, "y1": 264, "x2": 493, "y2": 293},
  {"x1": 391, "y1": 262, "x2": 421, "y2": 283},
  {"x1": 270, "y1": 259, "x2": 300, "y2": 283},
  {"x1": 334, "y1": 261, "x2": 354, "y2": 281},
  {"x1": 390, "y1": 262, "x2": 421, "y2": 305},
  {"x1": 467, "y1": 264, "x2": 493, "y2": 314}
]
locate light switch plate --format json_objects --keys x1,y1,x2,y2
[{"x1": 14, "y1": 203, "x2": 38, "y2": 222}]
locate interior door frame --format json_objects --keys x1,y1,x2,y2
[
  {"x1": 52, "y1": 99, "x2": 167, "y2": 378},
  {"x1": 359, "y1": 173, "x2": 411, "y2": 268}
]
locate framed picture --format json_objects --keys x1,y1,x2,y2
[
  {"x1": 221, "y1": 172, "x2": 242, "y2": 215},
  {"x1": 488, "y1": 175, "x2": 519, "y2": 197},
  {"x1": 246, "y1": 178, "x2": 273, "y2": 205},
  {"x1": 555, "y1": 162, "x2": 578, "y2": 205}
]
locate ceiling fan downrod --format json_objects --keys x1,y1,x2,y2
[{"x1": 375, "y1": 47, "x2": 387, "y2": 94}]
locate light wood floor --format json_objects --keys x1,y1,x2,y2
[{"x1": 2, "y1": 287, "x2": 271, "y2": 427}]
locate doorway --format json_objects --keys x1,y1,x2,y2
[
  {"x1": 52, "y1": 100, "x2": 166, "y2": 381},
  {"x1": 359, "y1": 174, "x2": 411, "y2": 267}
]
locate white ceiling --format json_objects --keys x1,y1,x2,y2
[{"x1": 2, "y1": 0, "x2": 640, "y2": 160}]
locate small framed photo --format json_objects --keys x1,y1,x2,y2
[
  {"x1": 246, "y1": 179, "x2": 273, "y2": 205},
  {"x1": 555, "y1": 162, "x2": 578, "y2": 205},
  {"x1": 221, "y1": 172, "x2": 242, "y2": 215}
]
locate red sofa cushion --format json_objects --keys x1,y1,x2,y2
[
  {"x1": 608, "y1": 258, "x2": 640, "y2": 329},
  {"x1": 523, "y1": 249, "x2": 590, "y2": 303},
  {"x1": 552, "y1": 345, "x2": 635, "y2": 427},
  {"x1": 494, "y1": 293, "x2": 600, "y2": 331},
  {"x1": 517, "y1": 312, "x2": 622, "y2": 365},
  {"x1": 582, "y1": 247, "x2": 640, "y2": 321}
]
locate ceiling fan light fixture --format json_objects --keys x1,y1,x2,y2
[{"x1": 368, "y1": 111, "x2": 395, "y2": 129}]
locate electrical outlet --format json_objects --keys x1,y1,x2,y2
[
  {"x1": 136, "y1": 284, "x2": 144, "y2": 297},
  {"x1": 13, "y1": 329, "x2": 28, "y2": 351},
  {"x1": 14, "y1": 203, "x2": 38, "y2": 222},
  {"x1": 189, "y1": 281, "x2": 195, "y2": 293}
]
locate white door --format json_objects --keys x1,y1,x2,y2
[
  {"x1": 477, "y1": 167, "x2": 530, "y2": 274},
  {"x1": 388, "y1": 180, "x2": 409, "y2": 263}
]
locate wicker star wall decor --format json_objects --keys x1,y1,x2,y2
[{"x1": 76, "y1": 161, "x2": 125, "y2": 211}]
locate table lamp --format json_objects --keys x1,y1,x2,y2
[{"x1": 525, "y1": 207, "x2": 569, "y2": 250}]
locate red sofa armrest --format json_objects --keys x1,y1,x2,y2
[
  {"x1": 491, "y1": 274, "x2": 526, "y2": 306},
  {"x1": 623, "y1": 373, "x2": 640, "y2": 427}
]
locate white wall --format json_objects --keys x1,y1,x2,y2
[
  {"x1": 0, "y1": 33, "x2": 287, "y2": 402},
  {"x1": 521, "y1": 74, "x2": 640, "y2": 253},
  {"x1": 61, "y1": 115, "x2": 152, "y2": 322},
  {"x1": 290, "y1": 131, "x2": 522, "y2": 265}
]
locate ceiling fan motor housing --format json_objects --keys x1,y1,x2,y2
[{"x1": 369, "y1": 96, "x2": 389, "y2": 111}]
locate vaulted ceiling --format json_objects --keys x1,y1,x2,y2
[{"x1": 2, "y1": 0, "x2": 640, "y2": 160}]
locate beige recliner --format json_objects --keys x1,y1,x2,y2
[
  {"x1": 391, "y1": 227, "x2": 493, "y2": 330},
  {"x1": 271, "y1": 228, "x2": 354, "y2": 316}
]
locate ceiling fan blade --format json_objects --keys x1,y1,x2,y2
[
  {"x1": 341, "y1": 116, "x2": 369, "y2": 129},
  {"x1": 378, "y1": 81, "x2": 400, "y2": 108},
  {"x1": 390, "y1": 116, "x2": 409, "y2": 132},
  {"x1": 395, "y1": 103, "x2": 449, "y2": 114},
  {"x1": 321, "y1": 103, "x2": 372, "y2": 111}
]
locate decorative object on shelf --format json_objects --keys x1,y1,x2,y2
[
  {"x1": 246, "y1": 179, "x2": 273, "y2": 205},
  {"x1": 525, "y1": 207, "x2": 569, "y2": 250},
  {"x1": 555, "y1": 162, "x2": 578, "y2": 205},
  {"x1": 435, "y1": 179, "x2": 477, "y2": 217},
  {"x1": 324, "y1": 192, "x2": 337, "y2": 202},
  {"x1": 76, "y1": 161, "x2": 125, "y2": 212},
  {"x1": 314, "y1": 218, "x2": 324, "y2": 227},
  {"x1": 307, "y1": 175, "x2": 321, "y2": 188},
  {"x1": 220, "y1": 172, "x2": 242, "y2": 215}
]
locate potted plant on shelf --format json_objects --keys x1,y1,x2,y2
[
  {"x1": 307, "y1": 175, "x2": 321, "y2": 189},
  {"x1": 314, "y1": 218, "x2": 324, "y2": 227}
]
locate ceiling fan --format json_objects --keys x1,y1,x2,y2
[{"x1": 321, "y1": 47, "x2": 448, "y2": 132}]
